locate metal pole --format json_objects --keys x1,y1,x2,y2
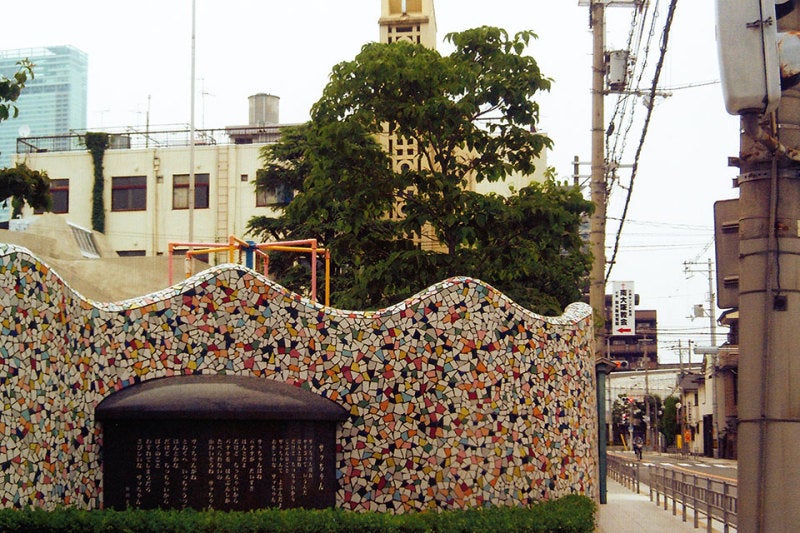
[
  {"x1": 596, "y1": 361, "x2": 614, "y2": 504},
  {"x1": 707, "y1": 258, "x2": 717, "y2": 346},
  {"x1": 644, "y1": 345, "x2": 651, "y2": 450},
  {"x1": 589, "y1": 0, "x2": 607, "y2": 359},
  {"x1": 188, "y1": 0, "x2": 196, "y2": 244}
]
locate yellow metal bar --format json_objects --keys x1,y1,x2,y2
[
  {"x1": 325, "y1": 249, "x2": 331, "y2": 307},
  {"x1": 310, "y1": 240, "x2": 318, "y2": 303},
  {"x1": 260, "y1": 245, "x2": 328, "y2": 254},
  {"x1": 229, "y1": 234, "x2": 251, "y2": 247},
  {"x1": 170, "y1": 237, "x2": 331, "y2": 304},
  {"x1": 188, "y1": 245, "x2": 235, "y2": 257}
]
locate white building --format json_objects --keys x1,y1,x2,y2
[{"x1": 12, "y1": 94, "x2": 287, "y2": 257}]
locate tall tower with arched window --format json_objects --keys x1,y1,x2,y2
[
  {"x1": 378, "y1": 0, "x2": 437, "y2": 48},
  {"x1": 378, "y1": 1, "x2": 438, "y2": 239}
]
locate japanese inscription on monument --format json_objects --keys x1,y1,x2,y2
[{"x1": 97, "y1": 376, "x2": 347, "y2": 511}]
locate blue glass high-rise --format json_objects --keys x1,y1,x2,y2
[{"x1": 0, "y1": 46, "x2": 87, "y2": 167}]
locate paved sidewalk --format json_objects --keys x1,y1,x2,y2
[{"x1": 596, "y1": 477, "x2": 719, "y2": 533}]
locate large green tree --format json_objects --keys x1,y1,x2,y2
[
  {"x1": 248, "y1": 27, "x2": 593, "y2": 314},
  {"x1": 0, "y1": 60, "x2": 50, "y2": 216}
]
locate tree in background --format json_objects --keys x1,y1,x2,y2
[
  {"x1": 0, "y1": 60, "x2": 50, "y2": 217},
  {"x1": 660, "y1": 395, "x2": 680, "y2": 447},
  {"x1": 0, "y1": 164, "x2": 50, "y2": 217},
  {"x1": 249, "y1": 121, "x2": 404, "y2": 309},
  {"x1": 248, "y1": 27, "x2": 593, "y2": 313}
]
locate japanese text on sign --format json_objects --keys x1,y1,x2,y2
[{"x1": 612, "y1": 281, "x2": 635, "y2": 336}]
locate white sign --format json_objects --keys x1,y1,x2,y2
[{"x1": 612, "y1": 281, "x2": 635, "y2": 336}]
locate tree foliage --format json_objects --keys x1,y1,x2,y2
[
  {"x1": 248, "y1": 27, "x2": 593, "y2": 313},
  {"x1": 0, "y1": 163, "x2": 50, "y2": 217},
  {"x1": 0, "y1": 60, "x2": 50, "y2": 217},
  {"x1": 0, "y1": 59, "x2": 33, "y2": 122}
]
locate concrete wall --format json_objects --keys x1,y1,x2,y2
[{"x1": 0, "y1": 243, "x2": 596, "y2": 511}]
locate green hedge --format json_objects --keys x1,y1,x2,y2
[{"x1": 0, "y1": 495, "x2": 595, "y2": 532}]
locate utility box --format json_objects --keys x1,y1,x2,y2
[
  {"x1": 607, "y1": 50, "x2": 629, "y2": 92},
  {"x1": 715, "y1": 0, "x2": 780, "y2": 115}
]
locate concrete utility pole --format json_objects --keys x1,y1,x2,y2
[
  {"x1": 585, "y1": 0, "x2": 646, "y2": 357},
  {"x1": 588, "y1": 0, "x2": 608, "y2": 358},
  {"x1": 737, "y1": 111, "x2": 800, "y2": 530},
  {"x1": 684, "y1": 258, "x2": 718, "y2": 346},
  {"x1": 717, "y1": 3, "x2": 800, "y2": 530}
]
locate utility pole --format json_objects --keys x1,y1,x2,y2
[
  {"x1": 583, "y1": 0, "x2": 646, "y2": 506},
  {"x1": 716, "y1": 2, "x2": 800, "y2": 530},
  {"x1": 738, "y1": 105, "x2": 800, "y2": 529},
  {"x1": 684, "y1": 258, "x2": 718, "y2": 346},
  {"x1": 585, "y1": 0, "x2": 647, "y2": 357},
  {"x1": 588, "y1": 0, "x2": 607, "y2": 358}
]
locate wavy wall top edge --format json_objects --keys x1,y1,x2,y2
[{"x1": 0, "y1": 242, "x2": 593, "y2": 326}]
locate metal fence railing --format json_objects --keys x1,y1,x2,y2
[
  {"x1": 607, "y1": 452, "x2": 640, "y2": 493},
  {"x1": 15, "y1": 125, "x2": 286, "y2": 156},
  {"x1": 607, "y1": 452, "x2": 738, "y2": 532},
  {"x1": 649, "y1": 463, "x2": 737, "y2": 532}
]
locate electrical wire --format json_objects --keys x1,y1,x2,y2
[
  {"x1": 606, "y1": 0, "x2": 679, "y2": 281},
  {"x1": 606, "y1": 0, "x2": 660, "y2": 178}
]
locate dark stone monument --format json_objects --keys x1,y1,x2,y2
[{"x1": 96, "y1": 375, "x2": 348, "y2": 511}]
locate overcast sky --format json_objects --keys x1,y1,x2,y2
[{"x1": 4, "y1": 1, "x2": 739, "y2": 364}]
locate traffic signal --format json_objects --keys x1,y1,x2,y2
[
  {"x1": 716, "y1": 0, "x2": 780, "y2": 115},
  {"x1": 716, "y1": 0, "x2": 800, "y2": 115}
]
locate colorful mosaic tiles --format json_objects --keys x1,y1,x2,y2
[{"x1": 0, "y1": 243, "x2": 596, "y2": 511}]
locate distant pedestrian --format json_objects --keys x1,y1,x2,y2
[{"x1": 633, "y1": 436, "x2": 643, "y2": 460}]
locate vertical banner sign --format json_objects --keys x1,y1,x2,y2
[{"x1": 612, "y1": 281, "x2": 635, "y2": 336}]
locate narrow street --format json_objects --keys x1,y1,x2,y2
[{"x1": 637, "y1": 452, "x2": 737, "y2": 482}]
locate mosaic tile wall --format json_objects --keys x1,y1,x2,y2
[{"x1": 0, "y1": 243, "x2": 597, "y2": 511}]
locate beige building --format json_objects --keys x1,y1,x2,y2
[{"x1": 12, "y1": 102, "x2": 285, "y2": 257}]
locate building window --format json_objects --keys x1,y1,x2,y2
[
  {"x1": 111, "y1": 176, "x2": 147, "y2": 211},
  {"x1": 172, "y1": 173, "x2": 210, "y2": 209},
  {"x1": 35, "y1": 178, "x2": 69, "y2": 214},
  {"x1": 256, "y1": 183, "x2": 293, "y2": 207}
]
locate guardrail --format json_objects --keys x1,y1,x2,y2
[
  {"x1": 607, "y1": 452, "x2": 640, "y2": 493},
  {"x1": 607, "y1": 453, "x2": 738, "y2": 532}
]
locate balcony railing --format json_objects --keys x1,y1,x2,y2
[{"x1": 15, "y1": 125, "x2": 285, "y2": 156}]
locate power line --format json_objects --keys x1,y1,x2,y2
[
  {"x1": 606, "y1": 0, "x2": 679, "y2": 281},
  {"x1": 606, "y1": 217, "x2": 711, "y2": 231}
]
